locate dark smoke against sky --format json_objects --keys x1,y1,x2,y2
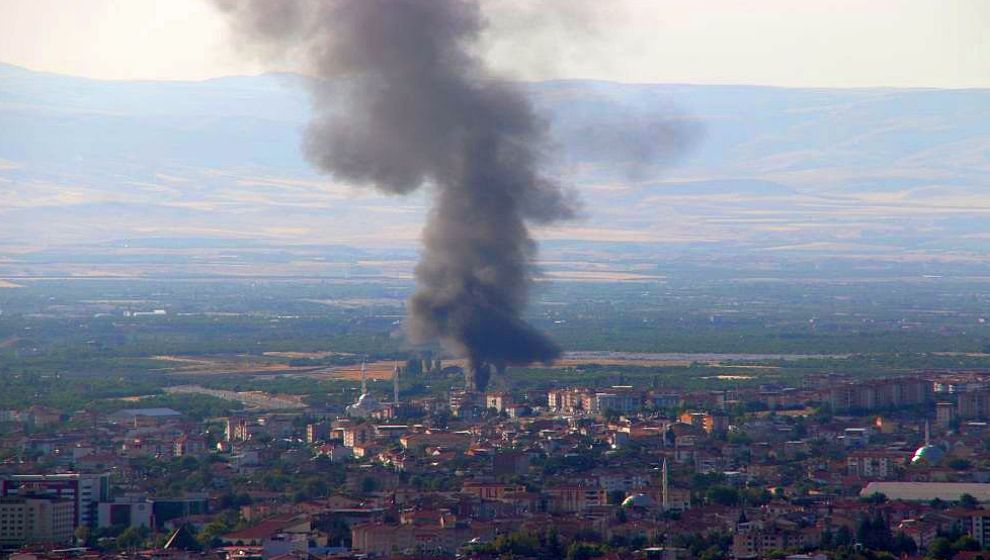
[{"x1": 211, "y1": 0, "x2": 679, "y2": 391}]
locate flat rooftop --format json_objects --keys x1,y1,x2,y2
[{"x1": 861, "y1": 482, "x2": 990, "y2": 502}]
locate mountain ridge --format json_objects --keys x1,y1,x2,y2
[{"x1": 1, "y1": 62, "x2": 988, "y2": 263}]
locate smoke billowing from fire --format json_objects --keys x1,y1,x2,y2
[{"x1": 215, "y1": 0, "x2": 575, "y2": 390}]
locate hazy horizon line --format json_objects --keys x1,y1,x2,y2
[{"x1": 4, "y1": 59, "x2": 989, "y2": 93}]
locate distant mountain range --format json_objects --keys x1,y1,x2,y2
[{"x1": 1, "y1": 62, "x2": 988, "y2": 270}]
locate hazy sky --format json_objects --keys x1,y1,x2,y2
[{"x1": 0, "y1": 0, "x2": 987, "y2": 87}]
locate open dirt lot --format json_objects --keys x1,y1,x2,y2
[{"x1": 151, "y1": 352, "x2": 799, "y2": 381}]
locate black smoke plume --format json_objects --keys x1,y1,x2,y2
[{"x1": 214, "y1": 0, "x2": 575, "y2": 391}]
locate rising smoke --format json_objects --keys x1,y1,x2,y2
[{"x1": 214, "y1": 0, "x2": 576, "y2": 391}]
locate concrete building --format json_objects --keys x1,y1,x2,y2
[
  {"x1": 1, "y1": 473, "x2": 110, "y2": 528},
  {"x1": 958, "y1": 511, "x2": 990, "y2": 548},
  {"x1": 492, "y1": 451, "x2": 530, "y2": 476},
  {"x1": 678, "y1": 411, "x2": 729, "y2": 435},
  {"x1": 936, "y1": 401, "x2": 957, "y2": 428},
  {"x1": 448, "y1": 391, "x2": 483, "y2": 419},
  {"x1": 351, "y1": 520, "x2": 494, "y2": 555},
  {"x1": 342, "y1": 424, "x2": 375, "y2": 449},
  {"x1": 733, "y1": 528, "x2": 817, "y2": 560},
  {"x1": 548, "y1": 389, "x2": 585, "y2": 413},
  {"x1": 97, "y1": 499, "x2": 153, "y2": 529},
  {"x1": 649, "y1": 393, "x2": 682, "y2": 410},
  {"x1": 545, "y1": 485, "x2": 608, "y2": 513},
  {"x1": 225, "y1": 416, "x2": 249, "y2": 442},
  {"x1": 0, "y1": 496, "x2": 74, "y2": 548},
  {"x1": 827, "y1": 378, "x2": 932, "y2": 412},
  {"x1": 399, "y1": 431, "x2": 471, "y2": 452},
  {"x1": 461, "y1": 482, "x2": 526, "y2": 501},
  {"x1": 306, "y1": 421, "x2": 331, "y2": 444},
  {"x1": 587, "y1": 391, "x2": 640, "y2": 415},
  {"x1": 172, "y1": 434, "x2": 207, "y2": 458},
  {"x1": 958, "y1": 391, "x2": 990, "y2": 420},
  {"x1": 485, "y1": 392, "x2": 510, "y2": 413},
  {"x1": 847, "y1": 451, "x2": 908, "y2": 479}
]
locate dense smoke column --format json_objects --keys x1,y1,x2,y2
[{"x1": 215, "y1": 0, "x2": 575, "y2": 391}]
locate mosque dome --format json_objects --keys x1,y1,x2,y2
[
  {"x1": 911, "y1": 444, "x2": 945, "y2": 465},
  {"x1": 346, "y1": 392, "x2": 382, "y2": 417},
  {"x1": 356, "y1": 392, "x2": 379, "y2": 407},
  {"x1": 912, "y1": 421, "x2": 944, "y2": 466},
  {"x1": 621, "y1": 493, "x2": 656, "y2": 508}
]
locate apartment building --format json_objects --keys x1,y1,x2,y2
[
  {"x1": 0, "y1": 496, "x2": 74, "y2": 548},
  {"x1": 1, "y1": 473, "x2": 110, "y2": 528}
]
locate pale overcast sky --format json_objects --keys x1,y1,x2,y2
[{"x1": 0, "y1": 0, "x2": 987, "y2": 87}]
